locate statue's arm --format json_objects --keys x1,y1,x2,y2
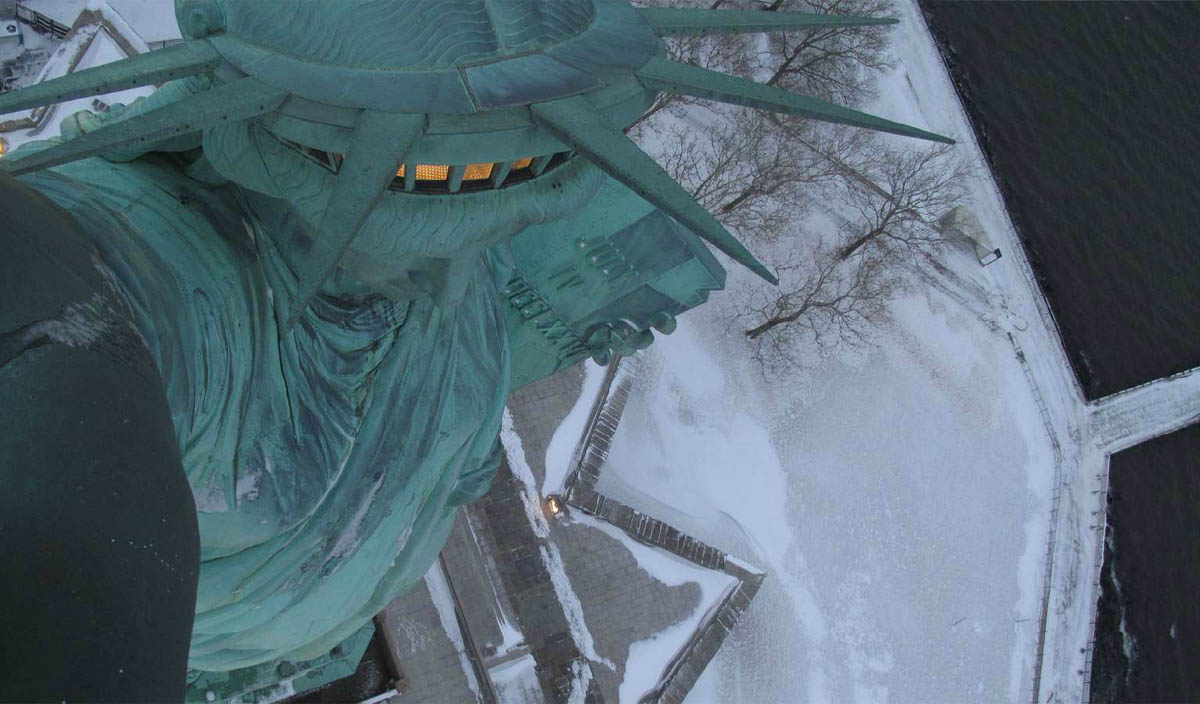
[{"x1": 0, "y1": 171, "x2": 199, "y2": 702}]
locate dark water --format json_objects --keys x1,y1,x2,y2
[
  {"x1": 919, "y1": 3, "x2": 1200, "y2": 701},
  {"x1": 1089, "y1": 424, "x2": 1200, "y2": 703},
  {"x1": 921, "y1": 1, "x2": 1200, "y2": 400}
]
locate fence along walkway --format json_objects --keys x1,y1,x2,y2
[{"x1": 559, "y1": 354, "x2": 766, "y2": 704}]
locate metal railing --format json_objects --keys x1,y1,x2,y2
[
  {"x1": 147, "y1": 38, "x2": 185, "y2": 51},
  {"x1": 1078, "y1": 464, "x2": 1111, "y2": 704},
  {"x1": 1011, "y1": 331, "x2": 1068, "y2": 704},
  {"x1": 16, "y1": 3, "x2": 69, "y2": 38}
]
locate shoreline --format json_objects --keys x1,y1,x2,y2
[
  {"x1": 896, "y1": 2, "x2": 1103, "y2": 701},
  {"x1": 916, "y1": 6, "x2": 1099, "y2": 401},
  {"x1": 898, "y1": 2, "x2": 1200, "y2": 702}
]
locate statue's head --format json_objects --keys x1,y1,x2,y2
[
  {"x1": 178, "y1": 0, "x2": 655, "y2": 310},
  {"x1": 3, "y1": 0, "x2": 950, "y2": 320}
]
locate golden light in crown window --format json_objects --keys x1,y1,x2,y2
[
  {"x1": 463, "y1": 163, "x2": 493, "y2": 180},
  {"x1": 414, "y1": 164, "x2": 450, "y2": 181}
]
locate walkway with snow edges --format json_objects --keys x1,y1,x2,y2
[
  {"x1": 1089, "y1": 369, "x2": 1200, "y2": 454},
  {"x1": 557, "y1": 355, "x2": 767, "y2": 704},
  {"x1": 898, "y1": 3, "x2": 1200, "y2": 702}
]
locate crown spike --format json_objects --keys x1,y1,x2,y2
[
  {"x1": 636, "y1": 56, "x2": 955, "y2": 144},
  {"x1": 0, "y1": 41, "x2": 222, "y2": 117},
  {"x1": 637, "y1": 7, "x2": 898, "y2": 36},
  {"x1": 287, "y1": 111, "x2": 426, "y2": 326},
  {"x1": 1, "y1": 77, "x2": 286, "y2": 176},
  {"x1": 531, "y1": 95, "x2": 778, "y2": 285}
]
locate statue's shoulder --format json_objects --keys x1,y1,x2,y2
[
  {"x1": 0, "y1": 169, "x2": 113, "y2": 333},
  {"x1": 19, "y1": 151, "x2": 253, "y2": 258}
]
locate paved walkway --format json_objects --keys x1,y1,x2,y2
[
  {"x1": 1089, "y1": 367, "x2": 1200, "y2": 453},
  {"x1": 900, "y1": 5, "x2": 1200, "y2": 700}
]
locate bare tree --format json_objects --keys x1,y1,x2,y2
[
  {"x1": 632, "y1": 0, "x2": 897, "y2": 129},
  {"x1": 631, "y1": 0, "x2": 761, "y2": 128},
  {"x1": 742, "y1": 240, "x2": 895, "y2": 365},
  {"x1": 648, "y1": 108, "x2": 841, "y2": 240},
  {"x1": 628, "y1": 0, "x2": 967, "y2": 369},
  {"x1": 759, "y1": 0, "x2": 896, "y2": 106},
  {"x1": 739, "y1": 140, "x2": 969, "y2": 367},
  {"x1": 832, "y1": 142, "x2": 969, "y2": 260}
]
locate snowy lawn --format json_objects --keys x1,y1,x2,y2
[
  {"x1": 559, "y1": 2, "x2": 1101, "y2": 700},
  {"x1": 595, "y1": 276, "x2": 1054, "y2": 702}
]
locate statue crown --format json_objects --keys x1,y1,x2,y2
[{"x1": 2, "y1": 0, "x2": 951, "y2": 319}]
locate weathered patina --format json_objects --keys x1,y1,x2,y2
[{"x1": 0, "y1": 0, "x2": 948, "y2": 693}]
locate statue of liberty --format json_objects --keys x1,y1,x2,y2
[{"x1": 0, "y1": 0, "x2": 948, "y2": 699}]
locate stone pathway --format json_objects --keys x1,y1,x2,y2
[
  {"x1": 367, "y1": 357, "x2": 768, "y2": 704},
  {"x1": 550, "y1": 356, "x2": 767, "y2": 704}
]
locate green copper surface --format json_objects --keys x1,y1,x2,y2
[
  {"x1": 288, "y1": 112, "x2": 426, "y2": 323},
  {"x1": 532, "y1": 95, "x2": 780, "y2": 284},
  {"x1": 0, "y1": 40, "x2": 221, "y2": 115},
  {"x1": 636, "y1": 56, "x2": 956, "y2": 144},
  {"x1": 0, "y1": 0, "x2": 954, "y2": 687},
  {"x1": 5, "y1": 77, "x2": 286, "y2": 175}
]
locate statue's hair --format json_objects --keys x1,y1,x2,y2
[{"x1": 219, "y1": 0, "x2": 596, "y2": 69}]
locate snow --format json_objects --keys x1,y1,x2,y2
[
  {"x1": 543, "y1": 360, "x2": 607, "y2": 494},
  {"x1": 459, "y1": 510, "x2": 527, "y2": 658},
  {"x1": 104, "y1": 0, "x2": 180, "y2": 42},
  {"x1": 423, "y1": 563, "x2": 481, "y2": 699},
  {"x1": 20, "y1": 0, "x2": 179, "y2": 42},
  {"x1": 566, "y1": 659, "x2": 590, "y2": 704},
  {"x1": 1, "y1": 1, "x2": 172, "y2": 153},
  {"x1": 584, "y1": 1, "x2": 1200, "y2": 698},
  {"x1": 490, "y1": 654, "x2": 541, "y2": 704},
  {"x1": 501, "y1": 409, "x2": 615, "y2": 670},
  {"x1": 256, "y1": 677, "x2": 294, "y2": 704},
  {"x1": 327, "y1": 472, "x2": 383, "y2": 561},
  {"x1": 601, "y1": 0, "x2": 1200, "y2": 696},
  {"x1": 18, "y1": 0, "x2": 89, "y2": 26},
  {"x1": 20, "y1": 291, "x2": 109, "y2": 347},
  {"x1": 4, "y1": 1, "x2": 1192, "y2": 701},
  {"x1": 569, "y1": 511, "x2": 736, "y2": 703},
  {"x1": 1102, "y1": 532, "x2": 1136, "y2": 667},
  {"x1": 599, "y1": 283, "x2": 1054, "y2": 702},
  {"x1": 2, "y1": 19, "x2": 155, "y2": 151},
  {"x1": 882, "y1": 4, "x2": 1196, "y2": 702},
  {"x1": 357, "y1": 690, "x2": 398, "y2": 704},
  {"x1": 494, "y1": 614, "x2": 524, "y2": 658},
  {"x1": 1089, "y1": 368, "x2": 1200, "y2": 453}
]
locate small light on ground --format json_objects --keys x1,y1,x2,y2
[{"x1": 546, "y1": 495, "x2": 562, "y2": 516}]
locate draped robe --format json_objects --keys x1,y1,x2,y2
[{"x1": 25, "y1": 154, "x2": 509, "y2": 671}]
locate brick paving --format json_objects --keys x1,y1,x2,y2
[
  {"x1": 371, "y1": 358, "x2": 765, "y2": 704},
  {"x1": 374, "y1": 575, "x2": 481, "y2": 703},
  {"x1": 472, "y1": 459, "x2": 601, "y2": 703}
]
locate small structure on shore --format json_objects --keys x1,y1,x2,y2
[{"x1": 940, "y1": 205, "x2": 1002, "y2": 265}]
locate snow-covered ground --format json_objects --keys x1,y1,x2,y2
[
  {"x1": 552, "y1": 2, "x2": 1200, "y2": 703},
  {"x1": 1, "y1": 0, "x2": 179, "y2": 152},
  {"x1": 598, "y1": 281, "x2": 1053, "y2": 703},
  {"x1": 423, "y1": 562, "x2": 483, "y2": 700},
  {"x1": 579, "y1": 3, "x2": 1066, "y2": 697},
  {"x1": 491, "y1": 654, "x2": 541, "y2": 704},
  {"x1": 569, "y1": 511, "x2": 737, "y2": 702},
  {"x1": 6, "y1": 1, "x2": 1196, "y2": 701},
  {"x1": 18, "y1": 0, "x2": 179, "y2": 42}
]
